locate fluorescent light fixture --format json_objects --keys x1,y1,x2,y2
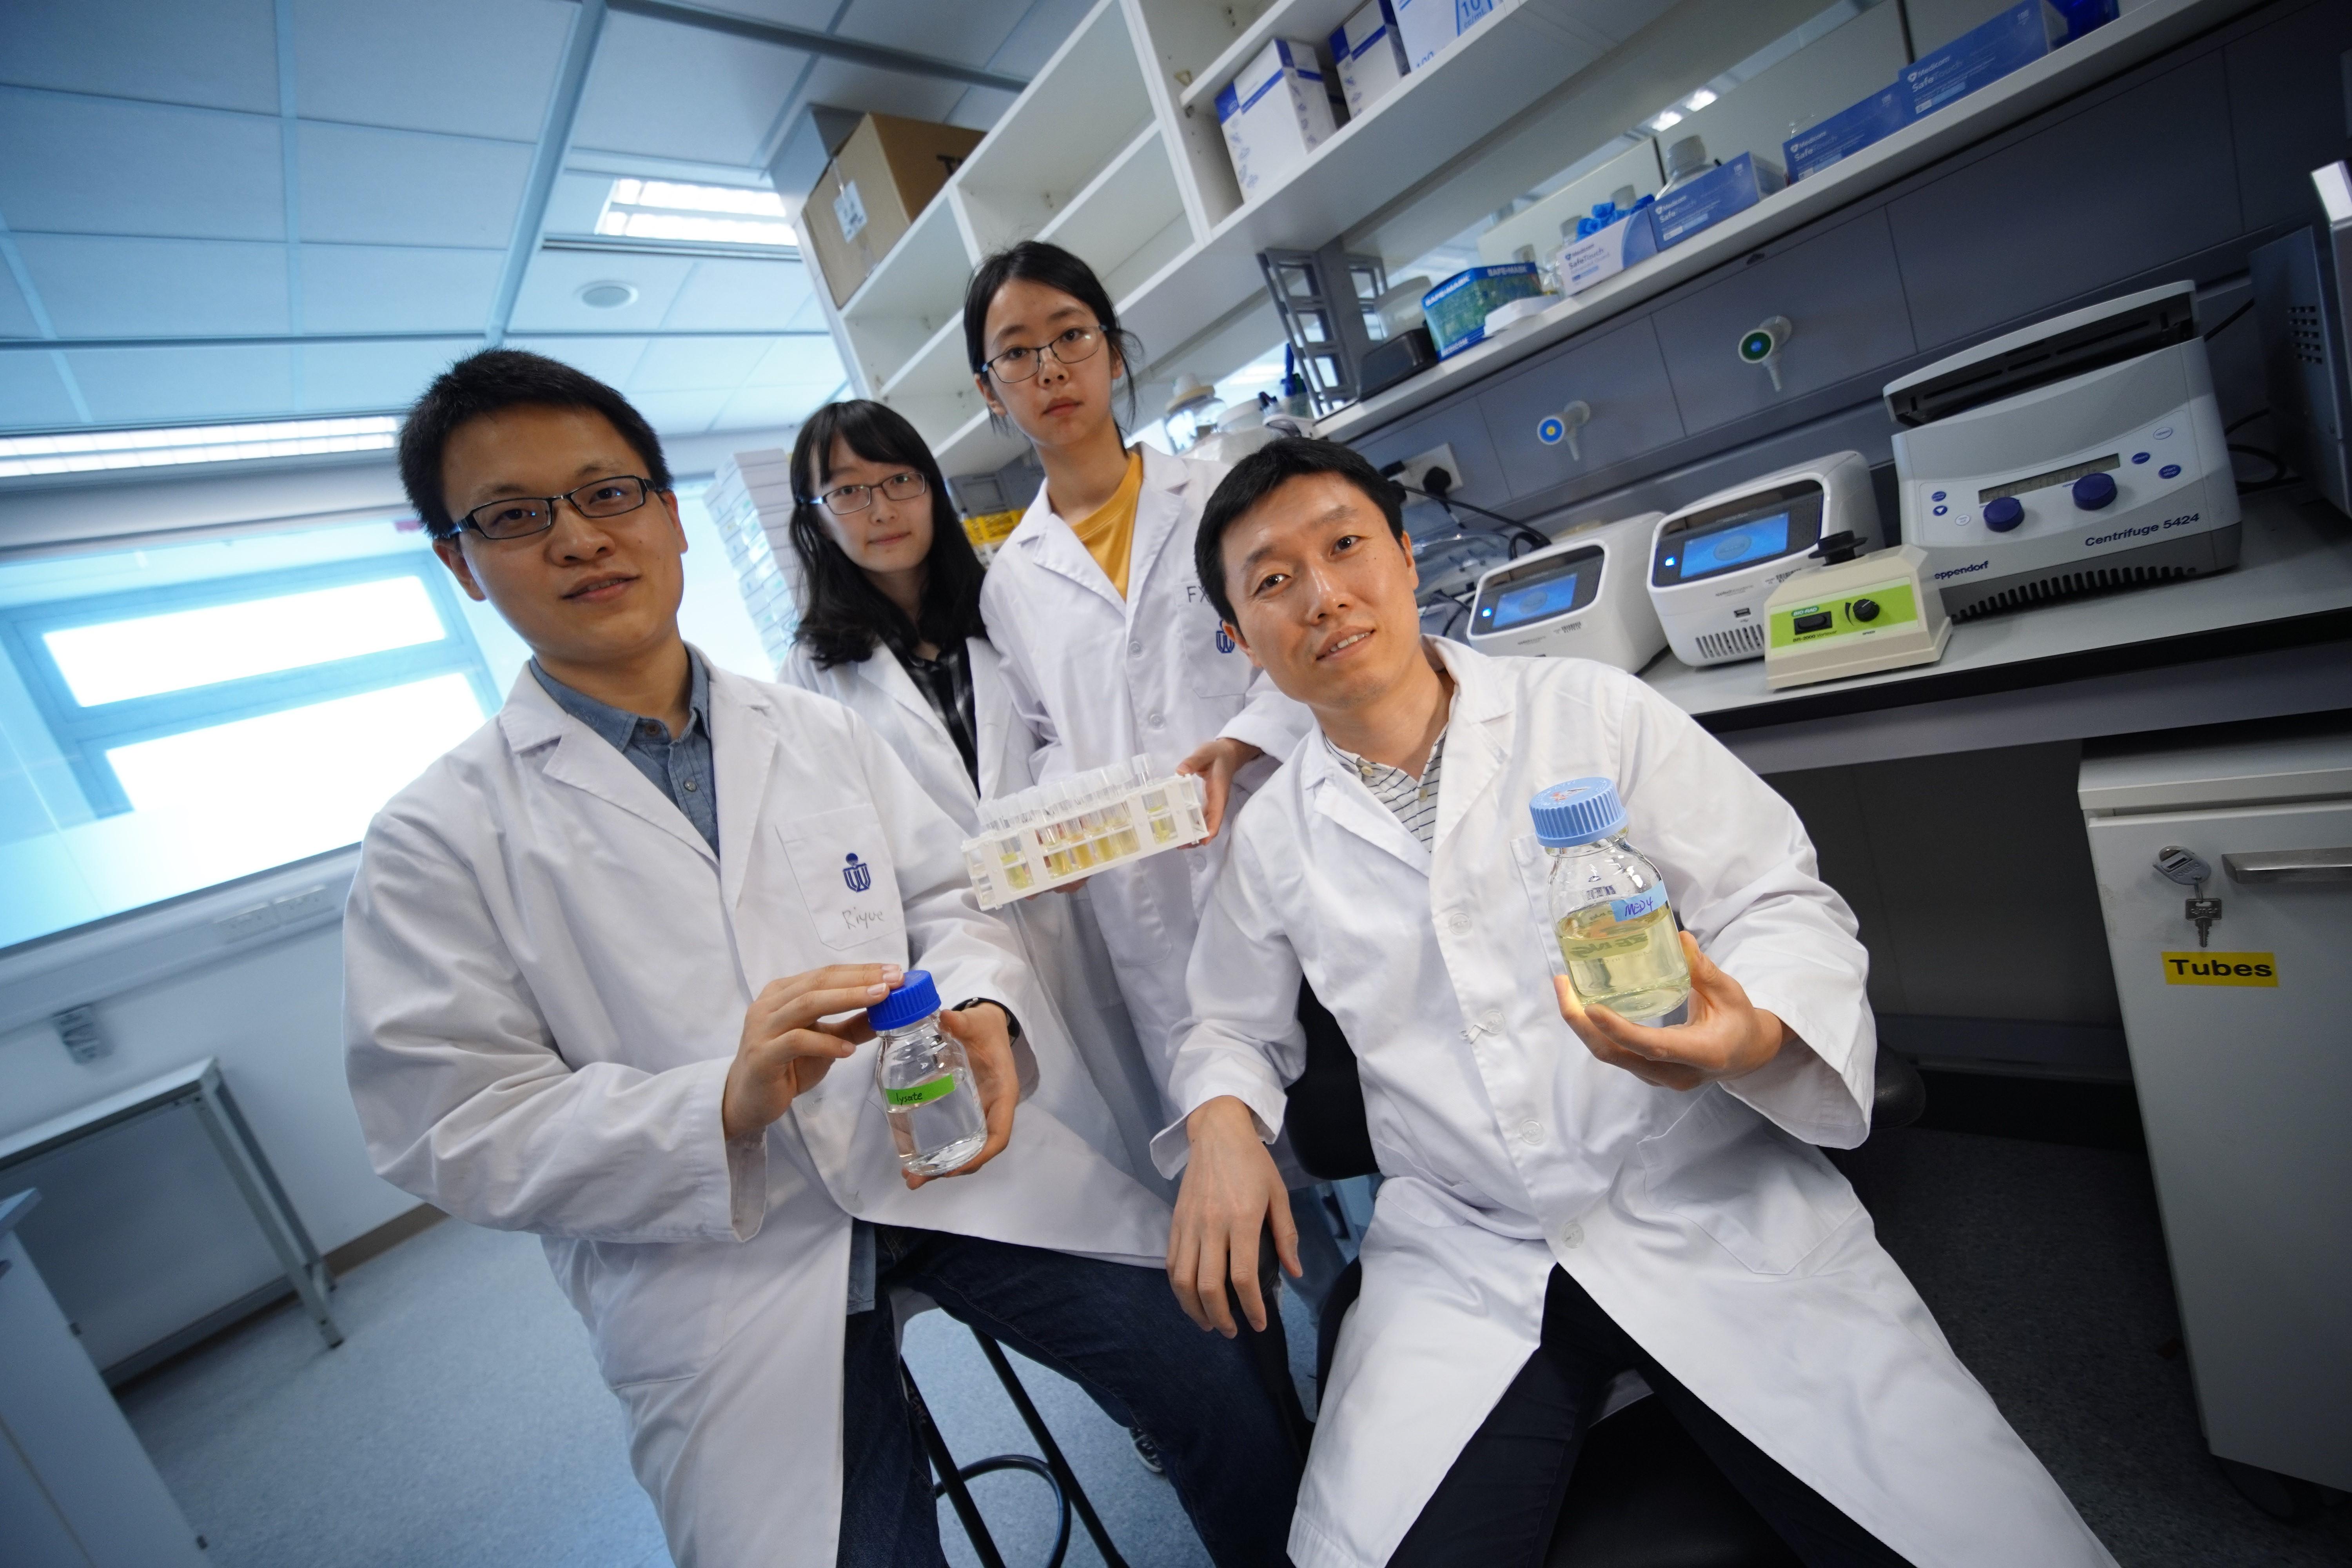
[
  {"x1": 1648, "y1": 109, "x2": 1684, "y2": 132},
  {"x1": 1683, "y1": 88, "x2": 1717, "y2": 111},
  {"x1": 0, "y1": 416, "x2": 400, "y2": 479},
  {"x1": 596, "y1": 178, "x2": 796, "y2": 247}
]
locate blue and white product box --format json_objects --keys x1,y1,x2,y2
[
  {"x1": 1900, "y1": 1, "x2": 2065, "y2": 119},
  {"x1": 1648, "y1": 152, "x2": 1787, "y2": 249},
  {"x1": 1422, "y1": 263, "x2": 1542, "y2": 358},
  {"x1": 1331, "y1": 1, "x2": 1409, "y2": 118},
  {"x1": 1554, "y1": 203, "x2": 1659, "y2": 295},
  {"x1": 1783, "y1": 85, "x2": 1912, "y2": 183},
  {"x1": 1393, "y1": 0, "x2": 1496, "y2": 71},
  {"x1": 1217, "y1": 39, "x2": 1338, "y2": 198}
]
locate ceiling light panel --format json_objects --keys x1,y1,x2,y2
[
  {"x1": 0, "y1": 416, "x2": 400, "y2": 478},
  {"x1": 595, "y1": 178, "x2": 795, "y2": 247}
]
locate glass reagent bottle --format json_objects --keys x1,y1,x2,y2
[
  {"x1": 1531, "y1": 777, "x2": 1692, "y2": 1022},
  {"x1": 869, "y1": 971, "x2": 987, "y2": 1176}
]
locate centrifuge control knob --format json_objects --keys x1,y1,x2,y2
[
  {"x1": 1983, "y1": 496, "x2": 2025, "y2": 532},
  {"x1": 1851, "y1": 597, "x2": 1880, "y2": 622},
  {"x1": 2072, "y1": 471, "x2": 2118, "y2": 510}
]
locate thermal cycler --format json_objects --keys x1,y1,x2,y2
[
  {"x1": 1465, "y1": 512, "x2": 1666, "y2": 671},
  {"x1": 1646, "y1": 451, "x2": 1880, "y2": 666},
  {"x1": 1886, "y1": 280, "x2": 2239, "y2": 618}
]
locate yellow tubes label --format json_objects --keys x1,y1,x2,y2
[{"x1": 2160, "y1": 952, "x2": 2278, "y2": 987}]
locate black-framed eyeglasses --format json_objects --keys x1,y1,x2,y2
[
  {"x1": 984, "y1": 324, "x2": 1103, "y2": 384},
  {"x1": 460, "y1": 475, "x2": 658, "y2": 540},
  {"x1": 804, "y1": 470, "x2": 929, "y2": 515}
]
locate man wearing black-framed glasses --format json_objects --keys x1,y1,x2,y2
[{"x1": 346, "y1": 349, "x2": 1303, "y2": 1568}]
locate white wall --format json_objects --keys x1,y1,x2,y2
[{"x1": 0, "y1": 921, "x2": 405, "y2": 1372}]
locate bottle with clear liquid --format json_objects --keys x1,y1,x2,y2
[
  {"x1": 1530, "y1": 777, "x2": 1691, "y2": 1022},
  {"x1": 868, "y1": 971, "x2": 988, "y2": 1176}
]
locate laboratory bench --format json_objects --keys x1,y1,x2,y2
[{"x1": 1637, "y1": 490, "x2": 2352, "y2": 775}]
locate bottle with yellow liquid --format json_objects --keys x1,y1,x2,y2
[{"x1": 1530, "y1": 777, "x2": 1691, "y2": 1022}]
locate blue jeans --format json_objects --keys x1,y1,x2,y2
[{"x1": 837, "y1": 1226, "x2": 1307, "y2": 1568}]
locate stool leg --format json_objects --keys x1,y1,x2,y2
[
  {"x1": 190, "y1": 1070, "x2": 342, "y2": 1349},
  {"x1": 903, "y1": 1359, "x2": 1009, "y2": 1568},
  {"x1": 970, "y1": 1331, "x2": 1130, "y2": 1568}
]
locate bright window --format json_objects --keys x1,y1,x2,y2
[{"x1": 0, "y1": 521, "x2": 498, "y2": 949}]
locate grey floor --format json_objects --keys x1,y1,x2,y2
[{"x1": 116, "y1": 1127, "x2": 2348, "y2": 1568}]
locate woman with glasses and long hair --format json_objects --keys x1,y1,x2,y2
[
  {"x1": 964, "y1": 242, "x2": 1312, "y2": 1119},
  {"x1": 778, "y1": 398, "x2": 1170, "y2": 1200}
]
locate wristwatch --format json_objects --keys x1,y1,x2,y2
[{"x1": 954, "y1": 997, "x2": 1023, "y2": 1042}]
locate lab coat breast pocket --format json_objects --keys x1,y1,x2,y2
[
  {"x1": 777, "y1": 805, "x2": 907, "y2": 956},
  {"x1": 1635, "y1": 1087, "x2": 1859, "y2": 1276}
]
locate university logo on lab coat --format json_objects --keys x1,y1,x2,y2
[
  {"x1": 1215, "y1": 626, "x2": 1236, "y2": 655},
  {"x1": 842, "y1": 852, "x2": 872, "y2": 892}
]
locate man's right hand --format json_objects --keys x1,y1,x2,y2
[
  {"x1": 1168, "y1": 1095, "x2": 1300, "y2": 1337},
  {"x1": 722, "y1": 965, "x2": 901, "y2": 1141}
]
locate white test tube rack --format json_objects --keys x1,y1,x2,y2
[{"x1": 962, "y1": 758, "x2": 1209, "y2": 910}]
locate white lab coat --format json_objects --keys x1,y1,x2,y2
[
  {"x1": 1160, "y1": 641, "x2": 2116, "y2": 1568},
  {"x1": 780, "y1": 635, "x2": 1169, "y2": 1191},
  {"x1": 980, "y1": 443, "x2": 1314, "y2": 1097},
  {"x1": 343, "y1": 659, "x2": 1171, "y2": 1568}
]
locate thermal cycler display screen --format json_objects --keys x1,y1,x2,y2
[
  {"x1": 1669, "y1": 512, "x2": 1790, "y2": 580},
  {"x1": 1978, "y1": 454, "x2": 2120, "y2": 504},
  {"x1": 1489, "y1": 572, "x2": 1581, "y2": 630}
]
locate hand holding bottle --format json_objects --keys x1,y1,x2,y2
[{"x1": 1554, "y1": 931, "x2": 1789, "y2": 1091}]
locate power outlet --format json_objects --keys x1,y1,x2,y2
[{"x1": 1392, "y1": 443, "x2": 1461, "y2": 501}]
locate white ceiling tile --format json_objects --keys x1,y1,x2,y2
[
  {"x1": 835, "y1": 0, "x2": 1022, "y2": 69},
  {"x1": 299, "y1": 245, "x2": 504, "y2": 332},
  {"x1": 298, "y1": 338, "x2": 477, "y2": 413},
  {"x1": 571, "y1": 13, "x2": 807, "y2": 166},
  {"x1": 0, "y1": 356, "x2": 85, "y2": 430},
  {"x1": 986, "y1": 0, "x2": 1099, "y2": 78},
  {"x1": 946, "y1": 88, "x2": 1017, "y2": 132},
  {"x1": 627, "y1": 387, "x2": 734, "y2": 435},
  {"x1": 0, "y1": 91, "x2": 285, "y2": 241},
  {"x1": 298, "y1": 122, "x2": 533, "y2": 247},
  {"x1": 508, "y1": 248, "x2": 696, "y2": 332},
  {"x1": 714, "y1": 380, "x2": 836, "y2": 431},
  {"x1": 0, "y1": 0, "x2": 278, "y2": 114},
  {"x1": 0, "y1": 265, "x2": 40, "y2": 338},
  {"x1": 629, "y1": 336, "x2": 773, "y2": 392},
  {"x1": 543, "y1": 171, "x2": 614, "y2": 237},
  {"x1": 659, "y1": 256, "x2": 812, "y2": 332},
  {"x1": 788, "y1": 58, "x2": 964, "y2": 126},
  {"x1": 63, "y1": 344, "x2": 298, "y2": 425},
  {"x1": 292, "y1": 0, "x2": 573, "y2": 142},
  {"x1": 786, "y1": 287, "x2": 833, "y2": 333},
  {"x1": 505, "y1": 336, "x2": 653, "y2": 388},
  {"x1": 743, "y1": 335, "x2": 844, "y2": 387},
  {"x1": 15, "y1": 235, "x2": 290, "y2": 339}
]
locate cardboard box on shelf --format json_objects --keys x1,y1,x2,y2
[
  {"x1": 1332, "y1": 1, "x2": 1409, "y2": 118},
  {"x1": 1393, "y1": 0, "x2": 1496, "y2": 71},
  {"x1": 1216, "y1": 39, "x2": 1338, "y2": 200},
  {"x1": 804, "y1": 113, "x2": 985, "y2": 307}
]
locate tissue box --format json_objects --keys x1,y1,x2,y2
[
  {"x1": 1901, "y1": 1, "x2": 2065, "y2": 119},
  {"x1": 1393, "y1": 0, "x2": 1496, "y2": 71},
  {"x1": 1332, "y1": 1, "x2": 1409, "y2": 118},
  {"x1": 1555, "y1": 206, "x2": 1660, "y2": 294},
  {"x1": 1649, "y1": 152, "x2": 1787, "y2": 249},
  {"x1": 1784, "y1": 85, "x2": 1912, "y2": 183},
  {"x1": 1422, "y1": 263, "x2": 1541, "y2": 359},
  {"x1": 1217, "y1": 39, "x2": 1337, "y2": 198}
]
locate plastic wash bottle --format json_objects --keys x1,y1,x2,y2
[
  {"x1": 869, "y1": 971, "x2": 987, "y2": 1176},
  {"x1": 1530, "y1": 777, "x2": 1692, "y2": 1021}
]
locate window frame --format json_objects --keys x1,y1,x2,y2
[{"x1": 0, "y1": 552, "x2": 498, "y2": 818}]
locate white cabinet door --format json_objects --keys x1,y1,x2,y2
[{"x1": 2083, "y1": 798, "x2": 2352, "y2": 1490}]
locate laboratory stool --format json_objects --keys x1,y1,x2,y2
[
  {"x1": 1287, "y1": 985, "x2": 1927, "y2": 1568},
  {"x1": 894, "y1": 1293, "x2": 1131, "y2": 1568}
]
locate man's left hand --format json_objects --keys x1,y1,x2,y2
[
  {"x1": 1176, "y1": 737, "x2": 1262, "y2": 840},
  {"x1": 1555, "y1": 931, "x2": 1788, "y2": 1091},
  {"x1": 905, "y1": 1003, "x2": 1018, "y2": 1188}
]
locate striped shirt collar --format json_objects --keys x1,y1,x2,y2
[{"x1": 1324, "y1": 725, "x2": 1448, "y2": 848}]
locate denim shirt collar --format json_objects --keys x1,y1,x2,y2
[{"x1": 529, "y1": 651, "x2": 710, "y2": 746}]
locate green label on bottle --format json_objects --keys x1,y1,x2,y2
[{"x1": 884, "y1": 1075, "x2": 958, "y2": 1109}]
